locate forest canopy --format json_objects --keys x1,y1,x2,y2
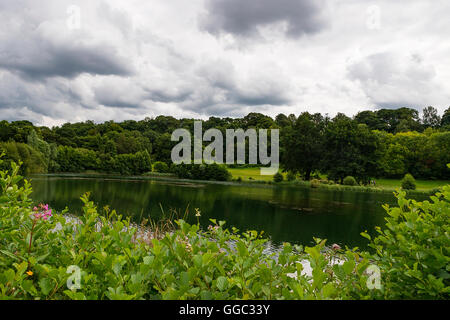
[{"x1": 1, "y1": 106, "x2": 449, "y2": 182}]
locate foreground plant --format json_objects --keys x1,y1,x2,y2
[{"x1": 0, "y1": 158, "x2": 448, "y2": 300}]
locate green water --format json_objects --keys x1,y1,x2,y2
[{"x1": 29, "y1": 176, "x2": 428, "y2": 250}]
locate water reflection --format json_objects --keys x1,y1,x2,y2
[{"x1": 29, "y1": 176, "x2": 428, "y2": 249}]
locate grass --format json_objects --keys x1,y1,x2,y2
[
  {"x1": 228, "y1": 167, "x2": 449, "y2": 191},
  {"x1": 376, "y1": 179, "x2": 448, "y2": 191},
  {"x1": 228, "y1": 167, "x2": 285, "y2": 182}
]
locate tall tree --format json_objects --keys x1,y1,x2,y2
[
  {"x1": 282, "y1": 112, "x2": 324, "y2": 180},
  {"x1": 322, "y1": 114, "x2": 379, "y2": 184},
  {"x1": 422, "y1": 106, "x2": 441, "y2": 128},
  {"x1": 441, "y1": 107, "x2": 450, "y2": 128}
]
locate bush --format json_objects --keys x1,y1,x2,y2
[
  {"x1": 343, "y1": 176, "x2": 358, "y2": 186},
  {"x1": 310, "y1": 179, "x2": 320, "y2": 188},
  {"x1": 286, "y1": 171, "x2": 296, "y2": 181},
  {"x1": 273, "y1": 172, "x2": 283, "y2": 183},
  {"x1": 401, "y1": 173, "x2": 416, "y2": 190},
  {"x1": 361, "y1": 187, "x2": 450, "y2": 299},
  {"x1": 153, "y1": 161, "x2": 170, "y2": 173}
]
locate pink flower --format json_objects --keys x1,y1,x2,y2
[
  {"x1": 331, "y1": 243, "x2": 341, "y2": 251},
  {"x1": 32, "y1": 204, "x2": 52, "y2": 221}
]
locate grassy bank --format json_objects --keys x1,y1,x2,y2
[{"x1": 228, "y1": 167, "x2": 449, "y2": 192}]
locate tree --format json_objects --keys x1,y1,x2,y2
[
  {"x1": 401, "y1": 173, "x2": 416, "y2": 190},
  {"x1": 422, "y1": 106, "x2": 441, "y2": 128},
  {"x1": 322, "y1": 114, "x2": 379, "y2": 184},
  {"x1": 27, "y1": 129, "x2": 51, "y2": 171},
  {"x1": 0, "y1": 142, "x2": 47, "y2": 175},
  {"x1": 282, "y1": 112, "x2": 324, "y2": 180},
  {"x1": 441, "y1": 107, "x2": 450, "y2": 128},
  {"x1": 376, "y1": 108, "x2": 422, "y2": 133},
  {"x1": 354, "y1": 110, "x2": 382, "y2": 130}
]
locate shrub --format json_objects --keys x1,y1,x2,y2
[
  {"x1": 310, "y1": 179, "x2": 320, "y2": 188},
  {"x1": 153, "y1": 161, "x2": 170, "y2": 173},
  {"x1": 401, "y1": 173, "x2": 416, "y2": 190},
  {"x1": 361, "y1": 187, "x2": 450, "y2": 299},
  {"x1": 286, "y1": 172, "x2": 296, "y2": 181},
  {"x1": 273, "y1": 172, "x2": 283, "y2": 183},
  {"x1": 343, "y1": 176, "x2": 358, "y2": 186}
]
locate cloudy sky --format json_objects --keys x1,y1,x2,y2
[{"x1": 1, "y1": 0, "x2": 449, "y2": 126}]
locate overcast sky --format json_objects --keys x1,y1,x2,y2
[{"x1": 1, "y1": 0, "x2": 449, "y2": 126}]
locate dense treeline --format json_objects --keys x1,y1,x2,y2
[{"x1": 0, "y1": 106, "x2": 449, "y2": 182}]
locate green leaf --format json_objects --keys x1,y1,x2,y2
[
  {"x1": 342, "y1": 260, "x2": 355, "y2": 275},
  {"x1": 216, "y1": 276, "x2": 228, "y2": 291},
  {"x1": 4, "y1": 269, "x2": 15, "y2": 283},
  {"x1": 39, "y1": 278, "x2": 53, "y2": 296},
  {"x1": 236, "y1": 241, "x2": 248, "y2": 256},
  {"x1": 0, "y1": 250, "x2": 19, "y2": 261},
  {"x1": 22, "y1": 280, "x2": 38, "y2": 295},
  {"x1": 322, "y1": 282, "x2": 336, "y2": 298},
  {"x1": 14, "y1": 261, "x2": 28, "y2": 279}
]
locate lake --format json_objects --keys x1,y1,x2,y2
[{"x1": 29, "y1": 176, "x2": 429, "y2": 250}]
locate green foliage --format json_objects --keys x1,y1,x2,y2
[
  {"x1": 153, "y1": 161, "x2": 170, "y2": 173},
  {"x1": 355, "y1": 107, "x2": 422, "y2": 133},
  {"x1": 56, "y1": 146, "x2": 100, "y2": 173},
  {"x1": 286, "y1": 171, "x2": 296, "y2": 181},
  {"x1": 310, "y1": 179, "x2": 320, "y2": 188},
  {"x1": 282, "y1": 112, "x2": 325, "y2": 180},
  {"x1": 364, "y1": 188, "x2": 450, "y2": 299},
  {"x1": 1, "y1": 109, "x2": 450, "y2": 182},
  {"x1": 0, "y1": 142, "x2": 46, "y2": 175},
  {"x1": 401, "y1": 174, "x2": 417, "y2": 190},
  {"x1": 0, "y1": 161, "x2": 448, "y2": 300},
  {"x1": 112, "y1": 151, "x2": 152, "y2": 175},
  {"x1": 343, "y1": 176, "x2": 358, "y2": 186},
  {"x1": 322, "y1": 114, "x2": 379, "y2": 184},
  {"x1": 441, "y1": 107, "x2": 450, "y2": 127},
  {"x1": 273, "y1": 172, "x2": 283, "y2": 183}
]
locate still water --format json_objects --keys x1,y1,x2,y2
[{"x1": 29, "y1": 176, "x2": 427, "y2": 250}]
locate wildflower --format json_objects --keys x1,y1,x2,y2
[
  {"x1": 32, "y1": 204, "x2": 52, "y2": 221},
  {"x1": 331, "y1": 243, "x2": 341, "y2": 251},
  {"x1": 208, "y1": 225, "x2": 219, "y2": 231},
  {"x1": 195, "y1": 208, "x2": 201, "y2": 217},
  {"x1": 26, "y1": 270, "x2": 33, "y2": 276}
]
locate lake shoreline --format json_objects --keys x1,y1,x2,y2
[{"x1": 28, "y1": 172, "x2": 440, "y2": 196}]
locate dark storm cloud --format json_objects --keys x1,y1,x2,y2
[
  {"x1": 144, "y1": 89, "x2": 193, "y2": 104},
  {"x1": 0, "y1": 43, "x2": 132, "y2": 80},
  {"x1": 230, "y1": 92, "x2": 291, "y2": 106},
  {"x1": 201, "y1": 0, "x2": 326, "y2": 38}
]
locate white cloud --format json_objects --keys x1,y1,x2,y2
[{"x1": 0, "y1": 0, "x2": 449, "y2": 127}]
